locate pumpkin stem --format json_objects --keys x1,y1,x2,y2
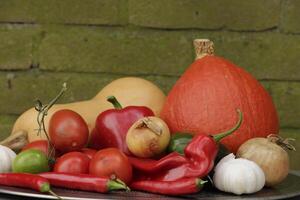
[
  {"x1": 267, "y1": 134, "x2": 296, "y2": 151},
  {"x1": 193, "y1": 39, "x2": 214, "y2": 60},
  {"x1": 107, "y1": 96, "x2": 123, "y2": 109},
  {"x1": 213, "y1": 109, "x2": 243, "y2": 142}
]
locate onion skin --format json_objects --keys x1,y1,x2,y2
[
  {"x1": 126, "y1": 117, "x2": 170, "y2": 158},
  {"x1": 237, "y1": 138, "x2": 289, "y2": 187}
]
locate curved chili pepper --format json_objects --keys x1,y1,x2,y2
[
  {"x1": 39, "y1": 172, "x2": 129, "y2": 193},
  {"x1": 0, "y1": 173, "x2": 58, "y2": 197},
  {"x1": 167, "y1": 133, "x2": 231, "y2": 163},
  {"x1": 131, "y1": 177, "x2": 207, "y2": 195},
  {"x1": 129, "y1": 152, "x2": 188, "y2": 172},
  {"x1": 129, "y1": 110, "x2": 242, "y2": 181}
]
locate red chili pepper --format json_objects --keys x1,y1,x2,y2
[
  {"x1": 90, "y1": 96, "x2": 154, "y2": 154},
  {"x1": 129, "y1": 152, "x2": 188, "y2": 172},
  {"x1": 131, "y1": 177, "x2": 207, "y2": 195},
  {"x1": 0, "y1": 173, "x2": 51, "y2": 193},
  {"x1": 130, "y1": 110, "x2": 242, "y2": 182},
  {"x1": 39, "y1": 172, "x2": 129, "y2": 193}
]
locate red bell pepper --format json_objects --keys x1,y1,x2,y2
[
  {"x1": 129, "y1": 110, "x2": 243, "y2": 182},
  {"x1": 90, "y1": 96, "x2": 154, "y2": 155}
]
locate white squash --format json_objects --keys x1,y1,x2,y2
[
  {"x1": 213, "y1": 153, "x2": 265, "y2": 195},
  {"x1": 0, "y1": 145, "x2": 16, "y2": 173}
]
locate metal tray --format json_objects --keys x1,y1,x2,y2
[{"x1": 0, "y1": 173, "x2": 300, "y2": 200}]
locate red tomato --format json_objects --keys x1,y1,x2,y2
[
  {"x1": 54, "y1": 152, "x2": 90, "y2": 174},
  {"x1": 80, "y1": 148, "x2": 97, "y2": 160},
  {"x1": 89, "y1": 148, "x2": 132, "y2": 184},
  {"x1": 22, "y1": 140, "x2": 50, "y2": 156},
  {"x1": 49, "y1": 109, "x2": 89, "y2": 153}
]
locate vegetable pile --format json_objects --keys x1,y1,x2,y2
[{"x1": 0, "y1": 39, "x2": 294, "y2": 198}]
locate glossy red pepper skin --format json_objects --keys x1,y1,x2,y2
[
  {"x1": 90, "y1": 96, "x2": 154, "y2": 154},
  {"x1": 131, "y1": 177, "x2": 206, "y2": 195},
  {"x1": 39, "y1": 172, "x2": 127, "y2": 193},
  {"x1": 129, "y1": 152, "x2": 188, "y2": 172},
  {"x1": 0, "y1": 173, "x2": 50, "y2": 192},
  {"x1": 129, "y1": 110, "x2": 243, "y2": 182},
  {"x1": 130, "y1": 134, "x2": 217, "y2": 181}
]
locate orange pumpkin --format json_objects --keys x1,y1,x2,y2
[{"x1": 161, "y1": 39, "x2": 279, "y2": 153}]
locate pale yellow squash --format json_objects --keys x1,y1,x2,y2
[{"x1": 9, "y1": 77, "x2": 166, "y2": 145}]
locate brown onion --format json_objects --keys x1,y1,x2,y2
[
  {"x1": 236, "y1": 135, "x2": 295, "y2": 186},
  {"x1": 126, "y1": 117, "x2": 170, "y2": 158}
]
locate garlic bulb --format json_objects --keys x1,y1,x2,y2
[
  {"x1": 213, "y1": 153, "x2": 265, "y2": 195},
  {"x1": 0, "y1": 145, "x2": 16, "y2": 173}
]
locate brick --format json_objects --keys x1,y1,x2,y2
[
  {"x1": 262, "y1": 81, "x2": 300, "y2": 129},
  {"x1": 280, "y1": 129, "x2": 300, "y2": 170},
  {"x1": 39, "y1": 28, "x2": 300, "y2": 80},
  {"x1": 207, "y1": 31, "x2": 300, "y2": 80},
  {"x1": 280, "y1": 0, "x2": 300, "y2": 33},
  {"x1": 225, "y1": 0, "x2": 280, "y2": 31},
  {"x1": 0, "y1": 71, "x2": 175, "y2": 115},
  {"x1": 0, "y1": 0, "x2": 127, "y2": 25},
  {"x1": 0, "y1": 25, "x2": 38, "y2": 70},
  {"x1": 0, "y1": 115, "x2": 18, "y2": 141},
  {"x1": 0, "y1": 71, "x2": 122, "y2": 115},
  {"x1": 38, "y1": 26, "x2": 194, "y2": 75},
  {"x1": 128, "y1": 0, "x2": 280, "y2": 31},
  {"x1": 129, "y1": 0, "x2": 224, "y2": 29}
]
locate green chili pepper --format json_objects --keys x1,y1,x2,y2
[
  {"x1": 167, "y1": 133, "x2": 193, "y2": 155},
  {"x1": 167, "y1": 132, "x2": 230, "y2": 161}
]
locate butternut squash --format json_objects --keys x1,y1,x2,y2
[{"x1": 3, "y1": 77, "x2": 166, "y2": 150}]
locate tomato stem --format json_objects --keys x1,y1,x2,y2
[{"x1": 35, "y1": 83, "x2": 67, "y2": 160}]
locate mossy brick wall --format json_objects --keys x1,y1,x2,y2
[{"x1": 0, "y1": 0, "x2": 300, "y2": 168}]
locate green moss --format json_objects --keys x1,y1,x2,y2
[
  {"x1": 281, "y1": 0, "x2": 300, "y2": 33},
  {"x1": 37, "y1": 28, "x2": 300, "y2": 81},
  {"x1": 129, "y1": 0, "x2": 224, "y2": 29},
  {"x1": 0, "y1": 114, "x2": 18, "y2": 140},
  {"x1": 206, "y1": 31, "x2": 300, "y2": 80},
  {"x1": 0, "y1": 26, "x2": 39, "y2": 69},
  {"x1": 0, "y1": 71, "x2": 123, "y2": 114},
  {"x1": 261, "y1": 81, "x2": 300, "y2": 128},
  {"x1": 129, "y1": 0, "x2": 280, "y2": 31},
  {"x1": 0, "y1": 70, "x2": 178, "y2": 115},
  {"x1": 225, "y1": 0, "x2": 280, "y2": 30},
  {"x1": 38, "y1": 26, "x2": 194, "y2": 75},
  {"x1": 0, "y1": 0, "x2": 127, "y2": 25}
]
